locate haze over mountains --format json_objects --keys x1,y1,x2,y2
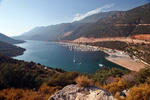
[
  {"x1": 0, "y1": 33, "x2": 24, "y2": 44},
  {"x1": 16, "y1": 3, "x2": 150, "y2": 41}
]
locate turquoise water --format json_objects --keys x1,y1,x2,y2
[{"x1": 14, "y1": 40, "x2": 124, "y2": 73}]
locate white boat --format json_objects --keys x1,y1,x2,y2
[
  {"x1": 99, "y1": 64, "x2": 103, "y2": 67},
  {"x1": 73, "y1": 59, "x2": 76, "y2": 63}
]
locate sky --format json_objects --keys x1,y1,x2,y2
[{"x1": 0, "y1": 0, "x2": 150, "y2": 36}]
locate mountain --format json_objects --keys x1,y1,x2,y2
[
  {"x1": 74, "y1": 11, "x2": 119, "y2": 23},
  {"x1": 0, "y1": 33, "x2": 25, "y2": 44},
  {"x1": 15, "y1": 3, "x2": 150, "y2": 41},
  {"x1": 62, "y1": 3, "x2": 150, "y2": 40},
  {"x1": 15, "y1": 23, "x2": 83, "y2": 41},
  {"x1": 15, "y1": 11, "x2": 118, "y2": 41},
  {"x1": 0, "y1": 41, "x2": 25, "y2": 57}
]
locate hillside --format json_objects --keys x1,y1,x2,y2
[
  {"x1": 0, "y1": 52, "x2": 150, "y2": 100},
  {"x1": 0, "y1": 41, "x2": 25, "y2": 57},
  {"x1": 15, "y1": 11, "x2": 118, "y2": 41},
  {"x1": 62, "y1": 3, "x2": 150, "y2": 40},
  {"x1": 73, "y1": 11, "x2": 119, "y2": 23},
  {"x1": 15, "y1": 3, "x2": 150, "y2": 42},
  {"x1": 0, "y1": 33, "x2": 24, "y2": 44}
]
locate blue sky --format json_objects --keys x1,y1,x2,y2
[{"x1": 0, "y1": 0, "x2": 150, "y2": 36}]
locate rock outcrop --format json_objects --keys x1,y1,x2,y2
[{"x1": 49, "y1": 84, "x2": 116, "y2": 100}]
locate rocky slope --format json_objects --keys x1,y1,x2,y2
[{"x1": 49, "y1": 84, "x2": 116, "y2": 100}]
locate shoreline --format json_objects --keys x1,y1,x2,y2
[
  {"x1": 103, "y1": 48, "x2": 146, "y2": 72},
  {"x1": 58, "y1": 42, "x2": 146, "y2": 72}
]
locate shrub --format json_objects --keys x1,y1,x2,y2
[
  {"x1": 0, "y1": 63, "x2": 42, "y2": 89},
  {"x1": 126, "y1": 83, "x2": 150, "y2": 100},
  {"x1": 75, "y1": 76, "x2": 94, "y2": 87},
  {"x1": 48, "y1": 72, "x2": 79, "y2": 87},
  {"x1": 103, "y1": 78, "x2": 126, "y2": 95},
  {"x1": 89, "y1": 68, "x2": 129, "y2": 85},
  {"x1": 135, "y1": 68, "x2": 150, "y2": 84},
  {"x1": 0, "y1": 84, "x2": 61, "y2": 100},
  {"x1": 121, "y1": 73, "x2": 136, "y2": 89}
]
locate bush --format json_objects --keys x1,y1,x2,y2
[
  {"x1": 121, "y1": 73, "x2": 136, "y2": 89},
  {"x1": 135, "y1": 68, "x2": 150, "y2": 84},
  {"x1": 103, "y1": 78, "x2": 126, "y2": 95},
  {"x1": 75, "y1": 76, "x2": 94, "y2": 87},
  {"x1": 0, "y1": 63, "x2": 42, "y2": 89},
  {"x1": 126, "y1": 83, "x2": 150, "y2": 100},
  {"x1": 48, "y1": 72, "x2": 79, "y2": 87},
  {"x1": 89, "y1": 68, "x2": 129, "y2": 85},
  {"x1": 0, "y1": 84, "x2": 62, "y2": 100}
]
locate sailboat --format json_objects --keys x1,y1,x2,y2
[
  {"x1": 73, "y1": 49, "x2": 76, "y2": 63},
  {"x1": 73, "y1": 59, "x2": 76, "y2": 63}
]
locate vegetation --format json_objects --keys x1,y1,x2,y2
[
  {"x1": 0, "y1": 54, "x2": 80, "y2": 99},
  {"x1": 126, "y1": 83, "x2": 150, "y2": 100},
  {"x1": 126, "y1": 43, "x2": 150, "y2": 64},
  {"x1": 0, "y1": 53, "x2": 150, "y2": 99},
  {"x1": 48, "y1": 72, "x2": 79, "y2": 87},
  {"x1": 0, "y1": 41, "x2": 25, "y2": 57},
  {"x1": 0, "y1": 84, "x2": 60, "y2": 100},
  {"x1": 75, "y1": 76, "x2": 94, "y2": 87},
  {"x1": 88, "y1": 67, "x2": 129, "y2": 84},
  {"x1": 88, "y1": 41, "x2": 128, "y2": 51},
  {"x1": 0, "y1": 54, "x2": 62, "y2": 90}
]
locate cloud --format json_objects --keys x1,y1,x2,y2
[{"x1": 72, "y1": 3, "x2": 114, "y2": 22}]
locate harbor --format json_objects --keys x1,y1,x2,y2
[
  {"x1": 58, "y1": 42, "x2": 147, "y2": 72},
  {"x1": 57, "y1": 42, "x2": 100, "y2": 52}
]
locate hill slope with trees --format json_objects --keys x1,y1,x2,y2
[{"x1": 0, "y1": 41, "x2": 25, "y2": 57}]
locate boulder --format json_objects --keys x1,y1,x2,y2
[{"x1": 49, "y1": 84, "x2": 116, "y2": 100}]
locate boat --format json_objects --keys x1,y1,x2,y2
[
  {"x1": 99, "y1": 64, "x2": 103, "y2": 67},
  {"x1": 73, "y1": 59, "x2": 76, "y2": 63}
]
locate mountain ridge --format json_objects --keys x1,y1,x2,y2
[
  {"x1": 15, "y1": 3, "x2": 150, "y2": 41},
  {"x1": 15, "y1": 11, "x2": 119, "y2": 41},
  {"x1": 62, "y1": 3, "x2": 150, "y2": 40},
  {"x1": 0, "y1": 33, "x2": 25, "y2": 44}
]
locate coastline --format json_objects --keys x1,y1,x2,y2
[
  {"x1": 58, "y1": 42, "x2": 146, "y2": 72},
  {"x1": 103, "y1": 48, "x2": 146, "y2": 72}
]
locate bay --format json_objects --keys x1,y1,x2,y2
[{"x1": 14, "y1": 40, "x2": 125, "y2": 73}]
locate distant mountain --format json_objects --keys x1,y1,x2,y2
[
  {"x1": 0, "y1": 41, "x2": 25, "y2": 57},
  {"x1": 15, "y1": 23, "x2": 84, "y2": 41},
  {"x1": 15, "y1": 11, "x2": 118, "y2": 41},
  {"x1": 0, "y1": 33, "x2": 25, "y2": 44},
  {"x1": 16, "y1": 3, "x2": 150, "y2": 41},
  {"x1": 62, "y1": 3, "x2": 150, "y2": 40}
]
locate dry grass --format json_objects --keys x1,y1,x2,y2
[
  {"x1": 0, "y1": 84, "x2": 61, "y2": 100},
  {"x1": 75, "y1": 76, "x2": 94, "y2": 87}
]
